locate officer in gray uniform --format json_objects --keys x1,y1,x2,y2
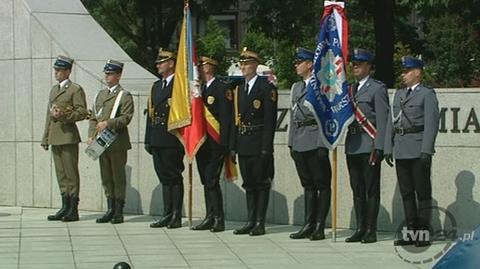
[
  {"x1": 288, "y1": 48, "x2": 331, "y2": 241},
  {"x1": 385, "y1": 56, "x2": 439, "y2": 247},
  {"x1": 345, "y1": 49, "x2": 389, "y2": 244}
]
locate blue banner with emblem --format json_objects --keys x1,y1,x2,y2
[{"x1": 304, "y1": 2, "x2": 353, "y2": 149}]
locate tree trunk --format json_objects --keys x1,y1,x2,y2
[{"x1": 374, "y1": 0, "x2": 395, "y2": 87}]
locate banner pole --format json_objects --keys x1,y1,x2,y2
[
  {"x1": 332, "y1": 148, "x2": 337, "y2": 242},
  {"x1": 188, "y1": 163, "x2": 193, "y2": 227}
]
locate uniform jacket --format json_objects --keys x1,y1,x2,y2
[
  {"x1": 288, "y1": 80, "x2": 327, "y2": 152},
  {"x1": 145, "y1": 78, "x2": 183, "y2": 148},
  {"x1": 234, "y1": 76, "x2": 278, "y2": 156},
  {"x1": 42, "y1": 80, "x2": 88, "y2": 145},
  {"x1": 202, "y1": 78, "x2": 233, "y2": 152},
  {"x1": 384, "y1": 84, "x2": 440, "y2": 159},
  {"x1": 345, "y1": 77, "x2": 389, "y2": 154},
  {"x1": 88, "y1": 84, "x2": 134, "y2": 151}
]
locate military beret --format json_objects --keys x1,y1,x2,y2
[
  {"x1": 402, "y1": 56, "x2": 424, "y2": 69},
  {"x1": 198, "y1": 56, "x2": 218, "y2": 66},
  {"x1": 155, "y1": 48, "x2": 176, "y2": 63},
  {"x1": 53, "y1": 55, "x2": 74, "y2": 69},
  {"x1": 295, "y1": 47, "x2": 314, "y2": 62},
  {"x1": 351, "y1": 48, "x2": 374, "y2": 63},
  {"x1": 104, "y1": 59, "x2": 124, "y2": 74},
  {"x1": 239, "y1": 47, "x2": 260, "y2": 63}
]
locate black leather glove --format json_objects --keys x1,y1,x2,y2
[
  {"x1": 385, "y1": 153, "x2": 394, "y2": 167},
  {"x1": 229, "y1": 150, "x2": 237, "y2": 164},
  {"x1": 144, "y1": 144, "x2": 152, "y2": 155},
  {"x1": 420, "y1": 152, "x2": 432, "y2": 166},
  {"x1": 375, "y1": 149, "x2": 384, "y2": 162}
]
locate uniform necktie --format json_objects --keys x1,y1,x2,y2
[
  {"x1": 406, "y1": 88, "x2": 412, "y2": 97},
  {"x1": 352, "y1": 82, "x2": 359, "y2": 96},
  {"x1": 245, "y1": 83, "x2": 250, "y2": 94},
  {"x1": 162, "y1": 79, "x2": 167, "y2": 89}
]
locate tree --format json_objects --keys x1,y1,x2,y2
[
  {"x1": 196, "y1": 19, "x2": 230, "y2": 75},
  {"x1": 81, "y1": 0, "x2": 236, "y2": 75}
]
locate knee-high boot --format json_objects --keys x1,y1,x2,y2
[
  {"x1": 290, "y1": 188, "x2": 316, "y2": 239},
  {"x1": 233, "y1": 191, "x2": 256, "y2": 235},
  {"x1": 249, "y1": 189, "x2": 270, "y2": 236},
  {"x1": 345, "y1": 197, "x2": 366, "y2": 242},
  {"x1": 310, "y1": 189, "x2": 330, "y2": 240},
  {"x1": 150, "y1": 185, "x2": 172, "y2": 228},
  {"x1": 192, "y1": 186, "x2": 214, "y2": 230},
  {"x1": 210, "y1": 184, "x2": 225, "y2": 232},
  {"x1": 167, "y1": 184, "x2": 184, "y2": 229}
]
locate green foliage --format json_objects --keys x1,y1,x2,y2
[
  {"x1": 196, "y1": 19, "x2": 229, "y2": 75},
  {"x1": 423, "y1": 15, "x2": 480, "y2": 87}
]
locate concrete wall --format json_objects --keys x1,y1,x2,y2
[{"x1": 1, "y1": 0, "x2": 479, "y2": 233}]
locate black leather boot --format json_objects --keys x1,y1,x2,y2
[
  {"x1": 362, "y1": 197, "x2": 379, "y2": 243},
  {"x1": 192, "y1": 187, "x2": 214, "y2": 230},
  {"x1": 310, "y1": 189, "x2": 330, "y2": 241},
  {"x1": 151, "y1": 185, "x2": 173, "y2": 228},
  {"x1": 415, "y1": 199, "x2": 432, "y2": 247},
  {"x1": 167, "y1": 184, "x2": 183, "y2": 229},
  {"x1": 62, "y1": 194, "x2": 79, "y2": 222},
  {"x1": 111, "y1": 199, "x2": 124, "y2": 224},
  {"x1": 249, "y1": 189, "x2": 269, "y2": 236},
  {"x1": 48, "y1": 193, "x2": 70, "y2": 221},
  {"x1": 394, "y1": 199, "x2": 418, "y2": 246},
  {"x1": 345, "y1": 197, "x2": 366, "y2": 242},
  {"x1": 210, "y1": 184, "x2": 225, "y2": 233},
  {"x1": 233, "y1": 191, "x2": 256, "y2": 235},
  {"x1": 96, "y1": 197, "x2": 115, "y2": 223},
  {"x1": 290, "y1": 188, "x2": 316, "y2": 239}
]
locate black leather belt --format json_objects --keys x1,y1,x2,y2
[
  {"x1": 394, "y1": 125, "x2": 424, "y2": 135},
  {"x1": 152, "y1": 116, "x2": 167, "y2": 126},
  {"x1": 295, "y1": 119, "x2": 317, "y2": 128},
  {"x1": 239, "y1": 123, "x2": 264, "y2": 135},
  {"x1": 348, "y1": 125, "x2": 365, "y2": 134}
]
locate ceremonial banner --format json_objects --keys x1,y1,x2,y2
[
  {"x1": 305, "y1": 1, "x2": 353, "y2": 149},
  {"x1": 168, "y1": 4, "x2": 206, "y2": 161}
]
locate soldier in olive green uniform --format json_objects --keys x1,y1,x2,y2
[
  {"x1": 88, "y1": 60, "x2": 134, "y2": 224},
  {"x1": 42, "y1": 55, "x2": 88, "y2": 222}
]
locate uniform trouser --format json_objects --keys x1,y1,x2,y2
[
  {"x1": 51, "y1": 144, "x2": 80, "y2": 195},
  {"x1": 395, "y1": 158, "x2": 432, "y2": 226},
  {"x1": 196, "y1": 145, "x2": 224, "y2": 187},
  {"x1": 152, "y1": 147, "x2": 185, "y2": 186},
  {"x1": 290, "y1": 148, "x2": 331, "y2": 191},
  {"x1": 99, "y1": 148, "x2": 127, "y2": 200},
  {"x1": 346, "y1": 153, "x2": 381, "y2": 201},
  {"x1": 238, "y1": 154, "x2": 274, "y2": 191}
]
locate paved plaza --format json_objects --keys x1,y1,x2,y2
[{"x1": 0, "y1": 206, "x2": 445, "y2": 269}]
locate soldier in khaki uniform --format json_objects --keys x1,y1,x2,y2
[
  {"x1": 42, "y1": 55, "x2": 88, "y2": 222},
  {"x1": 88, "y1": 60, "x2": 134, "y2": 224}
]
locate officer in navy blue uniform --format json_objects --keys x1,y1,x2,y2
[
  {"x1": 192, "y1": 56, "x2": 233, "y2": 232},
  {"x1": 385, "y1": 56, "x2": 440, "y2": 247},
  {"x1": 145, "y1": 48, "x2": 185, "y2": 229},
  {"x1": 345, "y1": 49, "x2": 389, "y2": 244},
  {"x1": 232, "y1": 48, "x2": 277, "y2": 236},
  {"x1": 288, "y1": 48, "x2": 332, "y2": 241}
]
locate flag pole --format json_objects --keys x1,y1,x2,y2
[
  {"x1": 332, "y1": 148, "x2": 337, "y2": 242},
  {"x1": 188, "y1": 162, "x2": 193, "y2": 227}
]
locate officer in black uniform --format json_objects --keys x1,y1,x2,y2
[
  {"x1": 192, "y1": 56, "x2": 233, "y2": 232},
  {"x1": 232, "y1": 48, "x2": 277, "y2": 236},
  {"x1": 345, "y1": 49, "x2": 389, "y2": 244},
  {"x1": 288, "y1": 48, "x2": 332, "y2": 241},
  {"x1": 145, "y1": 48, "x2": 185, "y2": 229}
]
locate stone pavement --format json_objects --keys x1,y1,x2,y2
[{"x1": 0, "y1": 206, "x2": 446, "y2": 269}]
